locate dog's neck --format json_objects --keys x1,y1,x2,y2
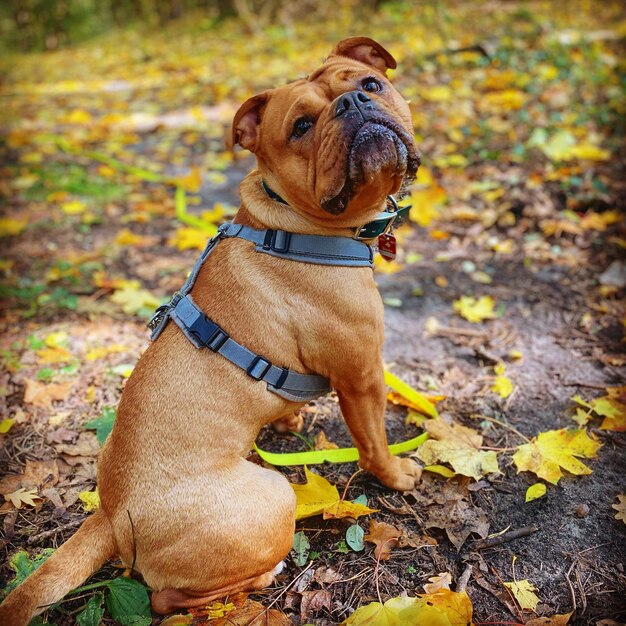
[{"x1": 235, "y1": 171, "x2": 385, "y2": 237}]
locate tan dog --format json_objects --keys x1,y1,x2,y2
[{"x1": 0, "y1": 37, "x2": 421, "y2": 624}]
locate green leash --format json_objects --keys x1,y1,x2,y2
[{"x1": 254, "y1": 432, "x2": 429, "y2": 466}]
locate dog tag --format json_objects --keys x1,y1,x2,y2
[{"x1": 378, "y1": 233, "x2": 397, "y2": 261}]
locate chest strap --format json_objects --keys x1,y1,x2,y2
[{"x1": 149, "y1": 222, "x2": 373, "y2": 402}]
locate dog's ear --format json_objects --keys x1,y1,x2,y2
[
  {"x1": 328, "y1": 37, "x2": 397, "y2": 73},
  {"x1": 231, "y1": 92, "x2": 271, "y2": 152}
]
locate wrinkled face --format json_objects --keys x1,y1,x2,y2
[{"x1": 233, "y1": 38, "x2": 420, "y2": 226}]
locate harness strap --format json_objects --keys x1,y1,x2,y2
[
  {"x1": 170, "y1": 295, "x2": 331, "y2": 402},
  {"x1": 219, "y1": 223, "x2": 373, "y2": 267}
]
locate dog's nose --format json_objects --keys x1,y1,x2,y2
[{"x1": 335, "y1": 91, "x2": 373, "y2": 117}]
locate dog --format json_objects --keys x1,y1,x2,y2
[{"x1": 0, "y1": 37, "x2": 421, "y2": 624}]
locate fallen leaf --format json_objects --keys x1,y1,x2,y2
[
  {"x1": 110, "y1": 283, "x2": 161, "y2": 316},
  {"x1": 290, "y1": 467, "x2": 378, "y2": 521},
  {"x1": 341, "y1": 590, "x2": 473, "y2": 626},
  {"x1": 612, "y1": 495, "x2": 626, "y2": 524},
  {"x1": 513, "y1": 429, "x2": 602, "y2": 484},
  {"x1": 492, "y1": 363, "x2": 513, "y2": 399},
  {"x1": 168, "y1": 226, "x2": 214, "y2": 251},
  {"x1": 78, "y1": 489, "x2": 100, "y2": 512},
  {"x1": 364, "y1": 520, "x2": 402, "y2": 560},
  {"x1": 384, "y1": 370, "x2": 439, "y2": 418},
  {"x1": 300, "y1": 590, "x2": 331, "y2": 623},
  {"x1": 0, "y1": 459, "x2": 59, "y2": 495},
  {"x1": 414, "y1": 420, "x2": 500, "y2": 480},
  {"x1": 0, "y1": 419, "x2": 15, "y2": 434},
  {"x1": 36, "y1": 346, "x2": 74, "y2": 364},
  {"x1": 159, "y1": 615, "x2": 193, "y2": 626},
  {"x1": 525, "y1": 483, "x2": 547, "y2": 502},
  {"x1": 191, "y1": 592, "x2": 291, "y2": 625},
  {"x1": 423, "y1": 572, "x2": 452, "y2": 593},
  {"x1": 0, "y1": 218, "x2": 28, "y2": 236},
  {"x1": 453, "y1": 295, "x2": 497, "y2": 323},
  {"x1": 4, "y1": 488, "x2": 42, "y2": 509},
  {"x1": 314, "y1": 430, "x2": 338, "y2": 451},
  {"x1": 504, "y1": 579, "x2": 540, "y2": 611},
  {"x1": 85, "y1": 344, "x2": 128, "y2": 361},
  {"x1": 54, "y1": 432, "x2": 100, "y2": 457},
  {"x1": 23, "y1": 379, "x2": 72, "y2": 408}
]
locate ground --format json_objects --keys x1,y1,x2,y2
[{"x1": 1, "y1": 2, "x2": 625, "y2": 625}]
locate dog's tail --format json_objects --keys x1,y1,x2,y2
[{"x1": 0, "y1": 509, "x2": 117, "y2": 626}]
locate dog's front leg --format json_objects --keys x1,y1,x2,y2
[{"x1": 336, "y1": 368, "x2": 422, "y2": 491}]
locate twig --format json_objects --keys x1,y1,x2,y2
[
  {"x1": 474, "y1": 526, "x2": 538, "y2": 550},
  {"x1": 27, "y1": 518, "x2": 83, "y2": 545},
  {"x1": 255, "y1": 560, "x2": 314, "y2": 618},
  {"x1": 375, "y1": 538, "x2": 398, "y2": 604},
  {"x1": 457, "y1": 564, "x2": 472, "y2": 593},
  {"x1": 565, "y1": 561, "x2": 577, "y2": 613},
  {"x1": 472, "y1": 414, "x2": 530, "y2": 443},
  {"x1": 341, "y1": 469, "x2": 363, "y2": 501},
  {"x1": 562, "y1": 381, "x2": 609, "y2": 390}
]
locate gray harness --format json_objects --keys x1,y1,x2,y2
[{"x1": 148, "y1": 222, "x2": 374, "y2": 402}]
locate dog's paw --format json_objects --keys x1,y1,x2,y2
[{"x1": 380, "y1": 457, "x2": 422, "y2": 492}]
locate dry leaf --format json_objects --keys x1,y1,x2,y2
[
  {"x1": 525, "y1": 612, "x2": 573, "y2": 625},
  {"x1": 300, "y1": 590, "x2": 331, "y2": 622},
  {"x1": 504, "y1": 579, "x2": 540, "y2": 611},
  {"x1": 4, "y1": 488, "x2": 42, "y2": 509},
  {"x1": 0, "y1": 459, "x2": 59, "y2": 495},
  {"x1": 23, "y1": 380, "x2": 72, "y2": 408},
  {"x1": 364, "y1": 520, "x2": 401, "y2": 560},
  {"x1": 314, "y1": 431, "x2": 338, "y2": 451},
  {"x1": 414, "y1": 420, "x2": 500, "y2": 480},
  {"x1": 452, "y1": 295, "x2": 497, "y2": 323},
  {"x1": 612, "y1": 494, "x2": 626, "y2": 524},
  {"x1": 423, "y1": 572, "x2": 452, "y2": 593}
]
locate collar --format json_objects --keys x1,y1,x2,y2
[{"x1": 261, "y1": 180, "x2": 411, "y2": 241}]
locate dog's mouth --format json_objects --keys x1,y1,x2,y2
[{"x1": 321, "y1": 118, "x2": 420, "y2": 215}]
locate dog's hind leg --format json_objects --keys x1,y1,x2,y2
[{"x1": 151, "y1": 566, "x2": 280, "y2": 614}]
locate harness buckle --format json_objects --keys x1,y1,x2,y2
[
  {"x1": 206, "y1": 327, "x2": 229, "y2": 352},
  {"x1": 247, "y1": 356, "x2": 272, "y2": 380}
]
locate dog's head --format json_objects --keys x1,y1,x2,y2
[{"x1": 232, "y1": 37, "x2": 420, "y2": 226}]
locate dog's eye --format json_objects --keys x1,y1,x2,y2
[
  {"x1": 291, "y1": 117, "x2": 314, "y2": 138},
  {"x1": 362, "y1": 78, "x2": 382, "y2": 93}
]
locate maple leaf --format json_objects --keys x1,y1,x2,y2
[
  {"x1": 341, "y1": 590, "x2": 473, "y2": 626},
  {"x1": 314, "y1": 430, "x2": 338, "y2": 450},
  {"x1": 23, "y1": 379, "x2": 72, "y2": 408},
  {"x1": 414, "y1": 420, "x2": 500, "y2": 480},
  {"x1": 453, "y1": 295, "x2": 497, "y2": 323},
  {"x1": 4, "y1": 488, "x2": 42, "y2": 509},
  {"x1": 167, "y1": 226, "x2": 215, "y2": 251},
  {"x1": 364, "y1": 520, "x2": 402, "y2": 560},
  {"x1": 190, "y1": 592, "x2": 291, "y2": 625},
  {"x1": 290, "y1": 467, "x2": 377, "y2": 521},
  {"x1": 36, "y1": 346, "x2": 73, "y2": 364},
  {"x1": 504, "y1": 579, "x2": 540, "y2": 611},
  {"x1": 612, "y1": 495, "x2": 626, "y2": 524},
  {"x1": 85, "y1": 344, "x2": 128, "y2": 361},
  {"x1": 513, "y1": 429, "x2": 602, "y2": 485}
]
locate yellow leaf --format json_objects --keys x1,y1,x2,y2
[
  {"x1": 61, "y1": 200, "x2": 87, "y2": 215},
  {"x1": 78, "y1": 489, "x2": 100, "y2": 512},
  {"x1": 419, "y1": 85, "x2": 452, "y2": 102},
  {"x1": 483, "y1": 89, "x2": 527, "y2": 111},
  {"x1": 110, "y1": 284, "x2": 161, "y2": 315},
  {"x1": 64, "y1": 109, "x2": 92, "y2": 124},
  {"x1": 5, "y1": 487, "x2": 42, "y2": 509},
  {"x1": 37, "y1": 347, "x2": 73, "y2": 364},
  {"x1": 0, "y1": 419, "x2": 15, "y2": 434},
  {"x1": 168, "y1": 226, "x2": 215, "y2": 251},
  {"x1": 342, "y1": 591, "x2": 473, "y2": 626},
  {"x1": 513, "y1": 429, "x2": 601, "y2": 485},
  {"x1": 175, "y1": 166, "x2": 202, "y2": 192},
  {"x1": 580, "y1": 210, "x2": 622, "y2": 231},
  {"x1": 415, "y1": 420, "x2": 500, "y2": 480},
  {"x1": 314, "y1": 431, "x2": 338, "y2": 451},
  {"x1": 569, "y1": 144, "x2": 610, "y2": 161},
  {"x1": 0, "y1": 218, "x2": 28, "y2": 237},
  {"x1": 114, "y1": 228, "x2": 151, "y2": 246},
  {"x1": 504, "y1": 579, "x2": 540, "y2": 611},
  {"x1": 85, "y1": 344, "x2": 128, "y2": 361},
  {"x1": 384, "y1": 370, "x2": 439, "y2": 418},
  {"x1": 45, "y1": 331, "x2": 68, "y2": 348},
  {"x1": 373, "y1": 255, "x2": 404, "y2": 274},
  {"x1": 492, "y1": 364, "x2": 513, "y2": 399},
  {"x1": 525, "y1": 483, "x2": 547, "y2": 502},
  {"x1": 290, "y1": 467, "x2": 377, "y2": 521},
  {"x1": 160, "y1": 614, "x2": 193, "y2": 625},
  {"x1": 453, "y1": 295, "x2": 496, "y2": 323},
  {"x1": 424, "y1": 464, "x2": 456, "y2": 478}
]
